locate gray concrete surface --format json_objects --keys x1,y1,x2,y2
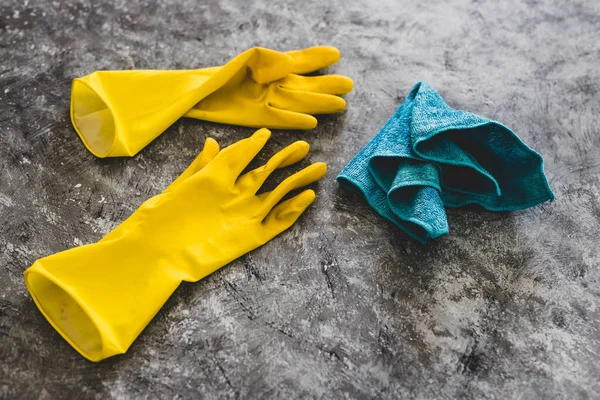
[{"x1": 1, "y1": 0, "x2": 599, "y2": 399}]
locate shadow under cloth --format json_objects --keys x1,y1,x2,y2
[{"x1": 337, "y1": 81, "x2": 554, "y2": 243}]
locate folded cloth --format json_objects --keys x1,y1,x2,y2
[{"x1": 337, "y1": 81, "x2": 554, "y2": 243}]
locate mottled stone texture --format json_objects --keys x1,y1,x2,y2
[{"x1": 0, "y1": 0, "x2": 599, "y2": 399}]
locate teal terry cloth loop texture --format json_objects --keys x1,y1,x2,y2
[{"x1": 337, "y1": 81, "x2": 554, "y2": 243}]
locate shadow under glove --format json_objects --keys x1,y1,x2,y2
[
  {"x1": 337, "y1": 82, "x2": 554, "y2": 243},
  {"x1": 24, "y1": 129, "x2": 326, "y2": 361}
]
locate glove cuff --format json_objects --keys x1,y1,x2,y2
[{"x1": 24, "y1": 238, "x2": 181, "y2": 361}]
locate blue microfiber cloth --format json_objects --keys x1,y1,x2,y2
[{"x1": 337, "y1": 81, "x2": 554, "y2": 243}]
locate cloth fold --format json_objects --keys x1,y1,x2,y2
[{"x1": 337, "y1": 82, "x2": 554, "y2": 243}]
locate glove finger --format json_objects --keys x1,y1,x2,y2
[
  {"x1": 258, "y1": 162, "x2": 327, "y2": 218},
  {"x1": 187, "y1": 102, "x2": 318, "y2": 130},
  {"x1": 285, "y1": 47, "x2": 341, "y2": 74},
  {"x1": 166, "y1": 137, "x2": 220, "y2": 192},
  {"x1": 247, "y1": 48, "x2": 294, "y2": 84},
  {"x1": 279, "y1": 74, "x2": 354, "y2": 95},
  {"x1": 236, "y1": 140, "x2": 310, "y2": 193},
  {"x1": 207, "y1": 128, "x2": 271, "y2": 181},
  {"x1": 270, "y1": 87, "x2": 347, "y2": 115},
  {"x1": 260, "y1": 189, "x2": 316, "y2": 240},
  {"x1": 262, "y1": 105, "x2": 319, "y2": 129}
]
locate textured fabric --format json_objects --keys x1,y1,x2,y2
[{"x1": 337, "y1": 82, "x2": 554, "y2": 243}]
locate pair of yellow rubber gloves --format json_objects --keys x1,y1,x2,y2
[{"x1": 24, "y1": 47, "x2": 353, "y2": 361}]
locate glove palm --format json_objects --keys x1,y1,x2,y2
[{"x1": 24, "y1": 129, "x2": 326, "y2": 361}]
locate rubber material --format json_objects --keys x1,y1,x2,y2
[
  {"x1": 184, "y1": 47, "x2": 353, "y2": 129},
  {"x1": 24, "y1": 129, "x2": 327, "y2": 361},
  {"x1": 70, "y1": 47, "x2": 353, "y2": 158}
]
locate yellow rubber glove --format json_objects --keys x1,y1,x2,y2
[
  {"x1": 24, "y1": 129, "x2": 326, "y2": 361},
  {"x1": 71, "y1": 46, "x2": 352, "y2": 158},
  {"x1": 184, "y1": 47, "x2": 354, "y2": 129}
]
